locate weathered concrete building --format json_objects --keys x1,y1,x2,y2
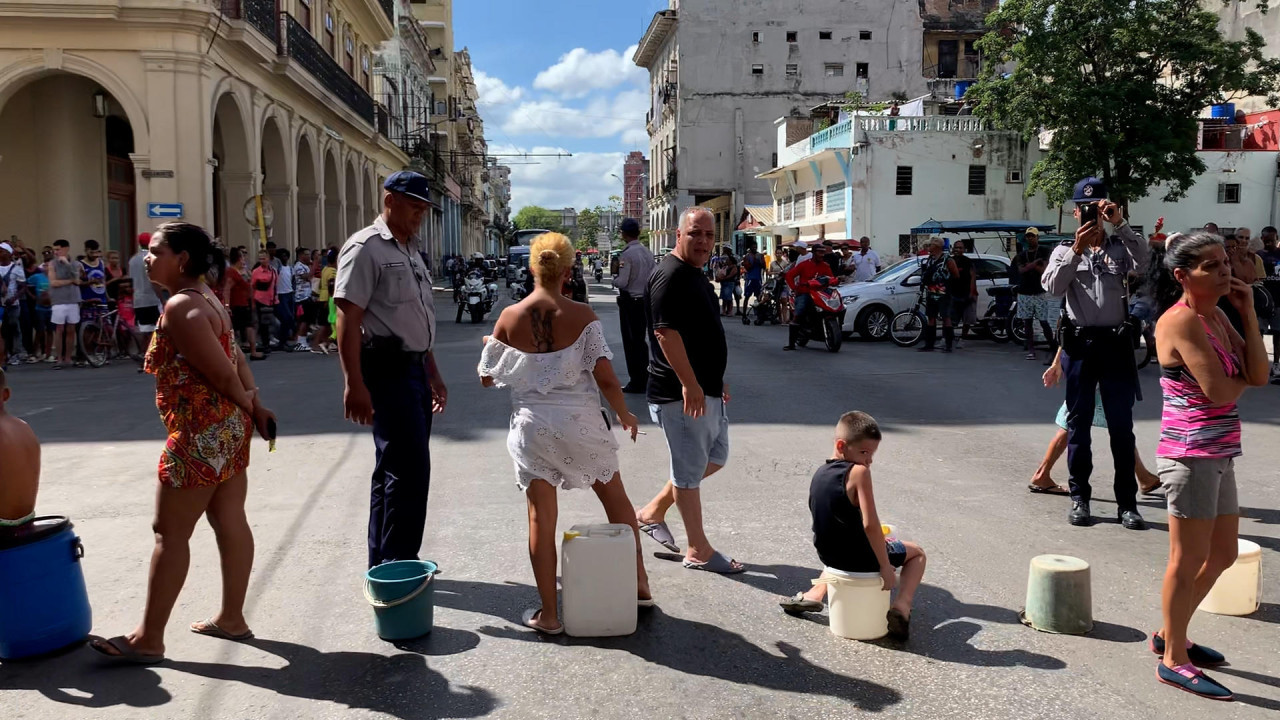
[{"x1": 633, "y1": 0, "x2": 995, "y2": 250}]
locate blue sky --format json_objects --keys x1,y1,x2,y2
[{"x1": 453, "y1": 0, "x2": 669, "y2": 212}]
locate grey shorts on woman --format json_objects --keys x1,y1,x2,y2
[{"x1": 1157, "y1": 457, "x2": 1239, "y2": 520}]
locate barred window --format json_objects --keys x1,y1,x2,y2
[
  {"x1": 896, "y1": 167, "x2": 913, "y2": 195},
  {"x1": 826, "y1": 182, "x2": 845, "y2": 213}
]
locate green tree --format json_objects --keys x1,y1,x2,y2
[
  {"x1": 969, "y1": 0, "x2": 1280, "y2": 207},
  {"x1": 513, "y1": 205, "x2": 563, "y2": 232},
  {"x1": 576, "y1": 207, "x2": 602, "y2": 251}
]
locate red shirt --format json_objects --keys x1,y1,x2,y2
[
  {"x1": 228, "y1": 269, "x2": 251, "y2": 307},
  {"x1": 250, "y1": 265, "x2": 277, "y2": 306},
  {"x1": 785, "y1": 257, "x2": 836, "y2": 298}
]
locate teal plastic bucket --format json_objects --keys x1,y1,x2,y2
[{"x1": 364, "y1": 560, "x2": 439, "y2": 640}]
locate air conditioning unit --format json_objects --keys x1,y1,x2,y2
[{"x1": 1006, "y1": 169, "x2": 1024, "y2": 184}]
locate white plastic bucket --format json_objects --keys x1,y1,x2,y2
[
  {"x1": 816, "y1": 567, "x2": 889, "y2": 640},
  {"x1": 1199, "y1": 539, "x2": 1262, "y2": 616}
]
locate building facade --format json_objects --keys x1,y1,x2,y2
[
  {"x1": 623, "y1": 150, "x2": 649, "y2": 224},
  {"x1": 0, "y1": 0, "x2": 424, "y2": 259},
  {"x1": 633, "y1": 0, "x2": 995, "y2": 251}
]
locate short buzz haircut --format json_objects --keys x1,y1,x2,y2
[
  {"x1": 83, "y1": 239, "x2": 100, "y2": 250},
  {"x1": 53, "y1": 239, "x2": 70, "y2": 248},
  {"x1": 836, "y1": 411, "x2": 881, "y2": 444}
]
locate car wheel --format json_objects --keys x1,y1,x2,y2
[{"x1": 856, "y1": 306, "x2": 892, "y2": 341}]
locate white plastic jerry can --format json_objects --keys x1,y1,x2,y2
[{"x1": 561, "y1": 523, "x2": 638, "y2": 637}]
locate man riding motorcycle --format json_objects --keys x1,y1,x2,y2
[{"x1": 783, "y1": 243, "x2": 838, "y2": 351}]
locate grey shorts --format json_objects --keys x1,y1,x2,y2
[
  {"x1": 1158, "y1": 457, "x2": 1239, "y2": 520},
  {"x1": 650, "y1": 398, "x2": 730, "y2": 489}
]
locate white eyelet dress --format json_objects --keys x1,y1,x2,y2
[{"x1": 477, "y1": 320, "x2": 620, "y2": 491}]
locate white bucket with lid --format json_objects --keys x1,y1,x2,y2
[
  {"x1": 1199, "y1": 539, "x2": 1262, "y2": 616},
  {"x1": 561, "y1": 523, "x2": 638, "y2": 637},
  {"x1": 815, "y1": 567, "x2": 889, "y2": 640}
]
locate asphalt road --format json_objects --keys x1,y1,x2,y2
[{"x1": 2, "y1": 281, "x2": 1278, "y2": 719}]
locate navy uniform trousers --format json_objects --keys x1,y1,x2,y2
[
  {"x1": 1060, "y1": 330, "x2": 1139, "y2": 513},
  {"x1": 362, "y1": 345, "x2": 433, "y2": 568}
]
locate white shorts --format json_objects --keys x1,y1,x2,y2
[{"x1": 51, "y1": 304, "x2": 80, "y2": 326}]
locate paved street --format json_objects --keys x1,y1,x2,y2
[{"x1": 2, "y1": 282, "x2": 1279, "y2": 719}]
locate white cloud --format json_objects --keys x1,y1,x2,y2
[
  {"x1": 501, "y1": 88, "x2": 648, "y2": 142},
  {"x1": 533, "y1": 45, "x2": 647, "y2": 99},
  {"x1": 493, "y1": 144, "x2": 627, "y2": 212},
  {"x1": 474, "y1": 70, "x2": 524, "y2": 109}
]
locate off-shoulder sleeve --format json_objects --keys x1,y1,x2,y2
[
  {"x1": 477, "y1": 339, "x2": 519, "y2": 388},
  {"x1": 580, "y1": 320, "x2": 614, "y2": 371}
]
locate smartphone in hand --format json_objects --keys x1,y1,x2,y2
[{"x1": 1079, "y1": 202, "x2": 1099, "y2": 226}]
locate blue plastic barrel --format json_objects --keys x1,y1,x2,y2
[
  {"x1": 364, "y1": 560, "x2": 438, "y2": 640},
  {"x1": 1210, "y1": 103, "x2": 1236, "y2": 119},
  {"x1": 0, "y1": 517, "x2": 92, "y2": 659},
  {"x1": 955, "y1": 81, "x2": 974, "y2": 100}
]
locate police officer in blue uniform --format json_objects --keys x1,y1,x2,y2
[
  {"x1": 1042, "y1": 177, "x2": 1150, "y2": 529},
  {"x1": 335, "y1": 171, "x2": 447, "y2": 568}
]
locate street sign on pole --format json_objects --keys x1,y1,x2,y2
[{"x1": 147, "y1": 203, "x2": 184, "y2": 219}]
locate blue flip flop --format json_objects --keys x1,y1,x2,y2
[
  {"x1": 638, "y1": 521, "x2": 681, "y2": 553},
  {"x1": 683, "y1": 550, "x2": 745, "y2": 574}
]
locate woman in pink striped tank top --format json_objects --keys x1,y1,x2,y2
[{"x1": 1150, "y1": 232, "x2": 1270, "y2": 700}]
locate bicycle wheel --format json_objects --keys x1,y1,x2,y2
[
  {"x1": 78, "y1": 321, "x2": 108, "y2": 367},
  {"x1": 889, "y1": 310, "x2": 924, "y2": 347}
]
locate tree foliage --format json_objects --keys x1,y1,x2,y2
[
  {"x1": 512, "y1": 205, "x2": 563, "y2": 233},
  {"x1": 969, "y1": 0, "x2": 1280, "y2": 206},
  {"x1": 576, "y1": 207, "x2": 602, "y2": 251}
]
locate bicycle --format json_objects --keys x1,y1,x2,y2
[
  {"x1": 888, "y1": 285, "x2": 927, "y2": 347},
  {"x1": 78, "y1": 303, "x2": 137, "y2": 368}
]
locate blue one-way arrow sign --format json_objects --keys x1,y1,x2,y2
[{"x1": 147, "y1": 203, "x2": 184, "y2": 219}]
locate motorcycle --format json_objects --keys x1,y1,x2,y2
[
  {"x1": 743, "y1": 278, "x2": 782, "y2": 326},
  {"x1": 594, "y1": 266, "x2": 604, "y2": 283},
  {"x1": 456, "y1": 269, "x2": 497, "y2": 324},
  {"x1": 792, "y1": 278, "x2": 846, "y2": 352},
  {"x1": 510, "y1": 267, "x2": 530, "y2": 301}
]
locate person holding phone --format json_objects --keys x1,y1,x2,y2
[{"x1": 1041, "y1": 177, "x2": 1151, "y2": 529}]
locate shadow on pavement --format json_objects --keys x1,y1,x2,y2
[
  {"x1": 1243, "y1": 602, "x2": 1280, "y2": 625},
  {"x1": 0, "y1": 643, "x2": 171, "y2": 709},
  {"x1": 164, "y1": 631, "x2": 494, "y2": 720},
  {"x1": 434, "y1": 578, "x2": 902, "y2": 712},
  {"x1": 1212, "y1": 667, "x2": 1280, "y2": 709}
]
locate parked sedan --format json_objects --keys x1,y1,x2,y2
[{"x1": 838, "y1": 254, "x2": 1013, "y2": 340}]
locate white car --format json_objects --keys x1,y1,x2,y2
[{"x1": 838, "y1": 253, "x2": 1013, "y2": 340}]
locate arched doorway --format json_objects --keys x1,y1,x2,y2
[
  {"x1": 323, "y1": 149, "x2": 341, "y2": 246},
  {"x1": 345, "y1": 160, "x2": 361, "y2": 232},
  {"x1": 0, "y1": 73, "x2": 138, "y2": 256},
  {"x1": 212, "y1": 92, "x2": 252, "y2": 251},
  {"x1": 261, "y1": 115, "x2": 292, "y2": 252},
  {"x1": 362, "y1": 169, "x2": 376, "y2": 231},
  {"x1": 296, "y1": 134, "x2": 320, "y2": 251}
]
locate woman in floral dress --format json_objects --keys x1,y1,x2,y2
[
  {"x1": 478, "y1": 232, "x2": 652, "y2": 635},
  {"x1": 91, "y1": 223, "x2": 275, "y2": 663}
]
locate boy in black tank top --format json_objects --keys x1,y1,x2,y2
[{"x1": 778, "y1": 411, "x2": 927, "y2": 640}]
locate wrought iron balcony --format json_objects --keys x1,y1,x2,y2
[
  {"x1": 221, "y1": 0, "x2": 278, "y2": 43},
  {"x1": 280, "y1": 14, "x2": 374, "y2": 124}
]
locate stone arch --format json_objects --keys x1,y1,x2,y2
[
  {"x1": 344, "y1": 156, "x2": 361, "y2": 232},
  {"x1": 323, "y1": 147, "x2": 342, "y2": 246},
  {"x1": 296, "y1": 132, "x2": 320, "y2": 252},
  {"x1": 212, "y1": 89, "x2": 254, "y2": 250},
  {"x1": 260, "y1": 113, "x2": 293, "y2": 251}
]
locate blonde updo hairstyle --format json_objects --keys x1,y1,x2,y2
[{"x1": 529, "y1": 232, "x2": 575, "y2": 288}]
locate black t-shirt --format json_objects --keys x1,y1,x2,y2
[
  {"x1": 1015, "y1": 245, "x2": 1052, "y2": 295},
  {"x1": 948, "y1": 254, "x2": 972, "y2": 298},
  {"x1": 645, "y1": 254, "x2": 727, "y2": 403},
  {"x1": 810, "y1": 459, "x2": 881, "y2": 573}
]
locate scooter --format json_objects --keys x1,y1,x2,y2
[
  {"x1": 791, "y1": 280, "x2": 846, "y2": 352},
  {"x1": 594, "y1": 266, "x2": 604, "y2": 283},
  {"x1": 456, "y1": 269, "x2": 497, "y2": 324},
  {"x1": 510, "y1": 267, "x2": 530, "y2": 301}
]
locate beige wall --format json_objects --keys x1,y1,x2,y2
[{"x1": 0, "y1": 74, "x2": 108, "y2": 252}]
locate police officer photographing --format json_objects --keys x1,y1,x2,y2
[
  {"x1": 1041, "y1": 177, "x2": 1150, "y2": 530},
  {"x1": 335, "y1": 171, "x2": 448, "y2": 568}
]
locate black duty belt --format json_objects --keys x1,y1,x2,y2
[{"x1": 363, "y1": 335, "x2": 426, "y2": 364}]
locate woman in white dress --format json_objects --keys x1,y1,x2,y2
[{"x1": 478, "y1": 232, "x2": 652, "y2": 634}]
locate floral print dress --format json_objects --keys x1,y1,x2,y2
[
  {"x1": 477, "y1": 320, "x2": 619, "y2": 491},
  {"x1": 144, "y1": 289, "x2": 252, "y2": 489}
]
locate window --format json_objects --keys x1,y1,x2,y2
[
  {"x1": 324, "y1": 13, "x2": 334, "y2": 54},
  {"x1": 896, "y1": 166, "x2": 913, "y2": 195},
  {"x1": 344, "y1": 29, "x2": 355, "y2": 75},
  {"x1": 785, "y1": 64, "x2": 798, "y2": 76},
  {"x1": 751, "y1": 64, "x2": 764, "y2": 76},
  {"x1": 1218, "y1": 183, "x2": 1241, "y2": 204},
  {"x1": 752, "y1": 31, "x2": 760, "y2": 43},
  {"x1": 856, "y1": 63, "x2": 869, "y2": 79},
  {"x1": 298, "y1": 0, "x2": 311, "y2": 33},
  {"x1": 819, "y1": 30, "x2": 832, "y2": 40},
  {"x1": 824, "y1": 63, "x2": 844, "y2": 77},
  {"x1": 361, "y1": 48, "x2": 370, "y2": 90},
  {"x1": 859, "y1": 30, "x2": 872, "y2": 40},
  {"x1": 795, "y1": 191, "x2": 808, "y2": 219},
  {"x1": 974, "y1": 259, "x2": 1010, "y2": 281},
  {"x1": 813, "y1": 189, "x2": 824, "y2": 215},
  {"x1": 826, "y1": 182, "x2": 845, "y2": 213},
  {"x1": 964, "y1": 40, "x2": 978, "y2": 56},
  {"x1": 786, "y1": 31, "x2": 797, "y2": 42},
  {"x1": 771, "y1": 152, "x2": 778, "y2": 168},
  {"x1": 898, "y1": 234, "x2": 913, "y2": 256},
  {"x1": 775, "y1": 198, "x2": 783, "y2": 222},
  {"x1": 968, "y1": 165, "x2": 986, "y2": 195}
]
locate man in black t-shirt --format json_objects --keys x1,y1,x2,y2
[
  {"x1": 948, "y1": 240, "x2": 978, "y2": 346},
  {"x1": 635, "y1": 207, "x2": 743, "y2": 574}
]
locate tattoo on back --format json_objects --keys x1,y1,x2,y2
[{"x1": 530, "y1": 308, "x2": 554, "y2": 352}]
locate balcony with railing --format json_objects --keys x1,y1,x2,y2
[
  {"x1": 221, "y1": 0, "x2": 277, "y2": 42},
  {"x1": 280, "y1": 13, "x2": 375, "y2": 124}
]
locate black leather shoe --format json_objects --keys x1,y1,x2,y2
[
  {"x1": 1119, "y1": 509, "x2": 1147, "y2": 530},
  {"x1": 1069, "y1": 501, "x2": 1092, "y2": 526}
]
